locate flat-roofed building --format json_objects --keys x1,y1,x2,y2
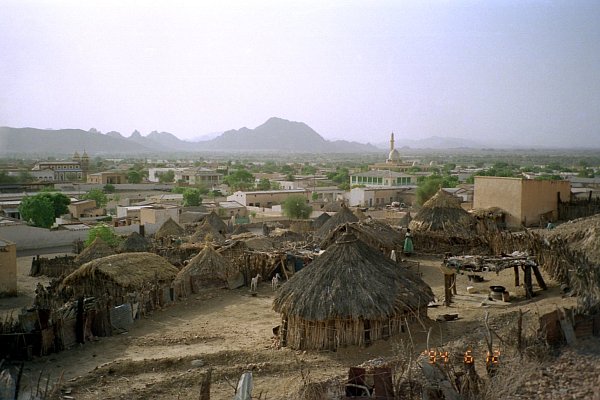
[
  {"x1": 350, "y1": 170, "x2": 414, "y2": 187},
  {"x1": 227, "y1": 189, "x2": 310, "y2": 208}
]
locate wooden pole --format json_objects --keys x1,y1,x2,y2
[
  {"x1": 513, "y1": 265, "x2": 520, "y2": 287},
  {"x1": 444, "y1": 274, "x2": 452, "y2": 306},
  {"x1": 524, "y1": 265, "x2": 533, "y2": 299},
  {"x1": 199, "y1": 368, "x2": 212, "y2": 400},
  {"x1": 532, "y1": 265, "x2": 547, "y2": 290}
]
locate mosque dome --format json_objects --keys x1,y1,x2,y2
[{"x1": 388, "y1": 149, "x2": 400, "y2": 162}]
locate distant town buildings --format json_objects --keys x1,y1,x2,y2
[
  {"x1": 87, "y1": 170, "x2": 128, "y2": 185},
  {"x1": 31, "y1": 151, "x2": 89, "y2": 182}
]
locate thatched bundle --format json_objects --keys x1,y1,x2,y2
[
  {"x1": 273, "y1": 233, "x2": 433, "y2": 350},
  {"x1": 63, "y1": 252, "x2": 178, "y2": 295},
  {"x1": 231, "y1": 224, "x2": 250, "y2": 235},
  {"x1": 320, "y1": 220, "x2": 403, "y2": 254},
  {"x1": 189, "y1": 220, "x2": 226, "y2": 243},
  {"x1": 312, "y1": 212, "x2": 331, "y2": 230},
  {"x1": 75, "y1": 237, "x2": 115, "y2": 265},
  {"x1": 244, "y1": 236, "x2": 274, "y2": 251},
  {"x1": 316, "y1": 205, "x2": 359, "y2": 238},
  {"x1": 322, "y1": 201, "x2": 344, "y2": 213},
  {"x1": 174, "y1": 245, "x2": 236, "y2": 296},
  {"x1": 203, "y1": 211, "x2": 228, "y2": 234},
  {"x1": 155, "y1": 217, "x2": 184, "y2": 239},
  {"x1": 120, "y1": 231, "x2": 152, "y2": 253},
  {"x1": 543, "y1": 214, "x2": 600, "y2": 264},
  {"x1": 409, "y1": 190, "x2": 475, "y2": 238}
]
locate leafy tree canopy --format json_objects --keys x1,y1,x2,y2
[
  {"x1": 158, "y1": 170, "x2": 175, "y2": 183},
  {"x1": 183, "y1": 188, "x2": 202, "y2": 206},
  {"x1": 84, "y1": 224, "x2": 122, "y2": 247},
  {"x1": 82, "y1": 188, "x2": 108, "y2": 208},
  {"x1": 223, "y1": 168, "x2": 255, "y2": 191},
  {"x1": 256, "y1": 178, "x2": 272, "y2": 191},
  {"x1": 416, "y1": 174, "x2": 458, "y2": 205},
  {"x1": 127, "y1": 170, "x2": 142, "y2": 184},
  {"x1": 282, "y1": 195, "x2": 312, "y2": 219},
  {"x1": 103, "y1": 184, "x2": 116, "y2": 193},
  {"x1": 19, "y1": 194, "x2": 55, "y2": 228}
]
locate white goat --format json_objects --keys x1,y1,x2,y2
[
  {"x1": 250, "y1": 274, "x2": 261, "y2": 292},
  {"x1": 271, "y1": 273, "x2": 282, "y2": 290}
]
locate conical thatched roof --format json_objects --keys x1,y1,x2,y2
[
  {"x1": 190, "y1": 220, "x2": 225, "y2": 243},
  {"x1": 63, "y1": 252, "x2": 178, "y2": 289},
  {"x1": 316, "y1": 205, "x2": 359, "y2": 238},
  {"x1": 75, "y1": 237, "x2": 115, "y2": 265},
  {"x1": 204, "y1": 211, "x2": 228, "y2": 234},
  {"x1": 155, "y1": 217, "x2": 184, "y2": 239},
  {"x1": 312, "y1": 212, "x2": 330, "y2": 229},
  {"x1": 174, "y1": 245, "x2": 236, "y2": 290},
  {"x1": 119, "y1": 231, "x2": 152, "y2": 252},
  {"x1": 320, "y1": 220, "x2": 403, "y2": 252},
  {"x1": 273, "y1": 233, "x2": 433, "y2": 321},
  {"x1": 409, "y1": 190, "x2": 475, "y2": 238},
  {"x1": 322, "y1": 201, "x2": 344, "y2": 212}
]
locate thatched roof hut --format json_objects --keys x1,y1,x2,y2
[
  {"x1": 312, "y1": 212, "x2": 331, "y2": 230},
  {"x1": 155, "y1": 217, "x2": 184, "y2": 239},
  {"x1": 320, "y1": 221, "x2": 403, "y2": 255},
  {"x1": 203, "y1": 211, "x2": 228, "y2": 234},
  {"x1": 245, "y1": 236, "x2": 275, "y2": 251},
  {"x1": 63, "y1": 252, "x2": 178, "y2": 298},
  {"x1": 409, "y1": 190, "x2": 475, "y2": 238},
  {"x1": 119, "y1": 231, "x2": 152, "y2": 253},
  {"x1": 322, "y1": 201, "x2": 344, "y2": 213},
  {"x1": 316, "y1": 205, "x2": 359, "y2": 238},
  {"x1": 75, "y1": 237, "x2": 115, "y2": 265},
  {"x1": 174, "y1": 245, "x2": 236, "y2": 296},
  {"x1": 189, "y1": 220, "x2": 226, "y2": 243},
  {"x1": 273, "y1": 233, "x2": 433, "y2": 350}
]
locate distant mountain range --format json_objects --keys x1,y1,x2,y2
[
  {"x1": 0, "y1": 117, "x2": 381, "y2": 155},
  {"x1": 0, "y1": 117, "x2": 511, "y2": 156}
]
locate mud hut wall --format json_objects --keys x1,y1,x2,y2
[
  {"x1": 282, "y1": 309, "x2": 426, "y2": 350},
  {"x1": 30, "y1": 255, "x2": 77, "y2": 277},
  {"x1": 243, "y1": 252, "x2": 284, "y2": 282},
  {"x1": 411, "y1": 232, "x2": 488, "y2": 255}
]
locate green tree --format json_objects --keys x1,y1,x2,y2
[
  {"x1": 82, "y1": 188, "x2": 108, "y2": 208},
  {"x1": 416, "y1": 175, "x2": 458, "y2": 205},
  {"x1": 282, "y1": 195, "x2": 312, "y2": 219},
  {"x1": 301, "y1": 165, "x2": 317, "y2": 175},
  {"x1": 158, "y1": 170, "x2": 175, "y2": 183},
  {"x1": 223, "y1": 169, "x2": 255, "y2": 191},
  {"x1": 84, "y1": 224, "x2": 122, "y2": 247},
  {"x1": 103, "y1": 184, "x2": 116, "y2": 193},
  {"x1": 19, "y1": 194, "x2": 55, "y2": 228},
  {"x1": 256, "y1": 178, "x2": 272, "y2": 191},
  {"x1": 0, "y1": 171, "x2": 17, "y2": 184},
  {"x1": 127, "y1": 170, "x2": 142, "y2": 184},
  {"x1": 183, "y1": 188, "x2": 202, "y2": 206},
  {"x1": 311, "y1": 192, "x2": 319, "y2": 201}
]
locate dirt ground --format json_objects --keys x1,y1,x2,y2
[{"x1": 3, "y1": 252, "x2": 580, "y2": 400}]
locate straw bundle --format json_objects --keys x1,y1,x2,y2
[
  {"x1": 273, "y1": 233, "x2": 433, "y2": 349},
  {"x1": 174, "y1": 245, "x2": 236, "y2": 295},
  {"x1": 75, "y1": 237, "x2": 115, "y2": 265},
  {"x1": 543, "y1": 214, "x2": 600, "y2": 264},
  {"x1": 409, "y1": 189, "x2": 475, "y2": 239},
  {"x1": 244, "y1": 236, "x2": 274, "y2": 251},
  {"x1": 155, "y1": 217, "x2": 184, "y2": 239},
  {"x1": 316, "y1": 205, "x2": 359, "y2": 238},
  {"x1": 119, "y1": 231, "x2": 152, "y2": 253}
]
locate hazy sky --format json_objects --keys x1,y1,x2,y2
[{"x1": 1, "y1": 0, "x2": 599, "y2": 147}]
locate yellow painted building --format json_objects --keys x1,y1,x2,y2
[
  {"x1": 0, "y1": 238, "x2": 17, "y2": 296},
  {"x1": 474, "y1": 176, "x2": 571, "y2": 227}
]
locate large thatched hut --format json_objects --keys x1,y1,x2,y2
[
  {"x1": 409, "y1": 190, "x2": 474, "y2": 238},
  {"x1": 119, "y1": 231, "x2": 152, "y2": 253},
  {"x1": 273, "y1": 233, "x2": 433, "y2": 350},
  {"x1": 63, "y1": 252, "x2": 178, "y2": 302},
  {"x1": 320, "y1": 220, "x2": 403, "y2": 256},
  {"x1": 316, "y1": 205, "x2": 359, "y2": 238},
  {"x1": 75, "y1": 237, "x2": 115, "y2": 265},
  {"x1": 155, "y1": 217, "x2": 184, "y2": 239},
  {"x1": 174, "y1": 245, "x2": 236, "y2": 296},
  {"x1": 203, "y1": 211, "x2": 228, "y2": 235}
]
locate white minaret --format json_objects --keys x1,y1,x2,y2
[{"x1": 390, "y1": 132, "x2": 395, "y2": 152}]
